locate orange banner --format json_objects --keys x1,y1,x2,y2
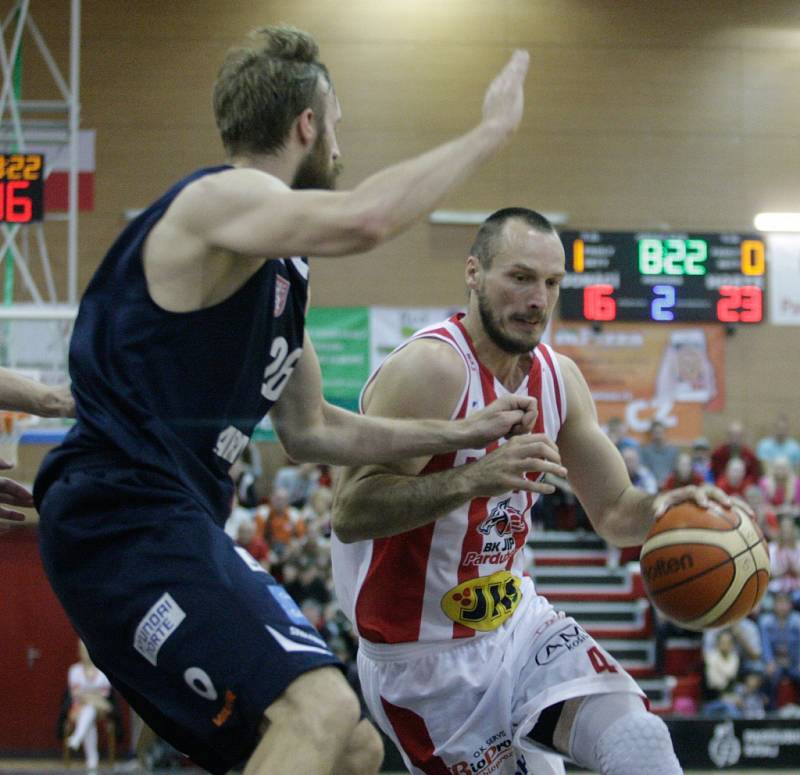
[{"x1": 550, "y1": 323, "x2": 726, "y2": 443}]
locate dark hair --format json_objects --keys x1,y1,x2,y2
[
  {"x1": 470, "y1": 207, "x2": 556, "y2": 268},
  {"x1": 213, "y1": 25, "x2": 331, "y2": 157}
]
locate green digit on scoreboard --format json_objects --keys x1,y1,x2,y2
[
  {"x1": 638, "y1": 238, "x2": 662, "y2": 274},
  {"x1": 638, "y1": 238, "x2": 708, "y2": 275},
  {"x1": 685, "y1": 239, "x2": 707, "y2": 274}
]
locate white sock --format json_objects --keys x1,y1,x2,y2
[
  {"x1": 84, "y1": 720, "x2": 99, "y2": 770},
  {"x1": 68, "y1": 705, "x2": 96, "y2": 750}
]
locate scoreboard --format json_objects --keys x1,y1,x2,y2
[
  {"x1": 558, "y1": 231, "x2": 766, "y2": 324},
  {"x1": 0, "y1": 153, "x2": 44, "y2": 223}
]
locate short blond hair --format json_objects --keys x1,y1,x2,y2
[{"x1": 213, "y1": 25, "x2": 331, "y2": 157}]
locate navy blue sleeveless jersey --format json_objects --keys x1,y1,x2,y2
[{"x1": 35, "y1": 166, "x2": 309, "y2": 522}]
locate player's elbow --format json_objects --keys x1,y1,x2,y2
[
  {"x1": 331, "y1": 489, "x2": 365, "y2": 544},
  {"x1": 338, "y1": 198, "x2": 391, "y2": 253}
]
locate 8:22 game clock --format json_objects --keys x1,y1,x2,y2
[{"x1": 558, "y1": 230, "x2": 765, "y2": 324}]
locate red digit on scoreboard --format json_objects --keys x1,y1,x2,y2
[
  {"x1": 583, "y1": 284, "x2": 617, "y2": 321},
  {"x1": 717, "y1": 285, "x2": 762, "y2": 323},
  {"x1": 0, "y1": 180, "x2": 33, "y2": 223}
]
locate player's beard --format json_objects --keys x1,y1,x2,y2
[
  {"x1": 477, "y1": 285, "x2": 544, "y2": 355},
  {"x1": 292, "y1": 131, "x2": 341, "y2": 191}
]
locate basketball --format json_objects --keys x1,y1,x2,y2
[{"x1": 640, "y1": 500, "x2": 770, "y2": 631}]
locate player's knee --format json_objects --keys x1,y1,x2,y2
[
  {"x1": 570, "y1": 693, "x2": 682, "y2": 775},
  {"x1": 273, "y1": 667, "x2": 361, "y2": 747},
  {"x1": 336, "y1": 719, "x2": 384, "y2": 775}
]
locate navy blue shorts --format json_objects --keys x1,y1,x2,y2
[{"x1": 37, "y1": 466, "x2": 339, "y2": 774}]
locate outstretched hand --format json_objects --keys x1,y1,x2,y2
[
  {"x1": 0, "y1": 458, "x2": 33, "y2": 522},
  {"x1": 463, "y1": 394, "x2": 538, "y2": 449},
  {"x1": 482, "y1": 50, "x2": 530, "y2": 138}
]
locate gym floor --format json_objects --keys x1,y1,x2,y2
[{"x1": 0, "y1": 763, "x2": 796, "y2": 774}]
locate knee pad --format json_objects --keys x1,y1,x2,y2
[{"x1": 569, "y1": 693, "x2": 683, "y2": 775}]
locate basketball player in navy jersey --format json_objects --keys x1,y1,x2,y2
[
  {"x1": 332, "y1": 209, "x2": 739, "y2": 775},
  {"x1": 28, "y1": 25, "x2": 538, "y2": 775}
]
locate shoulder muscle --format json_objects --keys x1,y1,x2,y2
[{"x1": 364, "y1": 337, "x2": 468, "y2": 422}]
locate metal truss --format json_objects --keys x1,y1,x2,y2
[{"x1": 0, "y1": 0, "x2": 80, "y2": 307}]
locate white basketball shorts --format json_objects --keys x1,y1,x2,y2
[{"x1": 357, "y1": 577, "x2": 644, "y2": 775}]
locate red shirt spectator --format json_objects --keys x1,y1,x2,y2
[
  {"x1": 716, "y1": 457, "x2": 756, "y2": 497},
  {"x1": 711, "y1": 420, "x2": 761, "y2": 482},
  {"x1": 662, "y1": 451, "x2": 705, "y2": 491}
]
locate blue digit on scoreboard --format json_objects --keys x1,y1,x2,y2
[{"x1": 651, "y1": 285, "x2": 676, "y2": 321}]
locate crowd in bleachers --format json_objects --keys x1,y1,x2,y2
[
  {"x1": 224, "y1": 412, "x2": 800, "y2": 721},
  {"x1": 583, "y1": 412, "x2": 800, "y2": 719}
]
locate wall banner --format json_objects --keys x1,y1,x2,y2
[
  {"x1": 767, "y1": 234, "x2": 800, "y2": 326},
  {"x1": 551, "y1": 322, "x2": 726, "y2": 442},
  {"x1": 369, "y1": 306, "x2": 462, "y2": 369}
]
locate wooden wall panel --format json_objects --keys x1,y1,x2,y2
[{"x1": 7, "y1": 0, "x2": 799, "y2": 448}]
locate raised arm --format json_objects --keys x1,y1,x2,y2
[
  {"x1": 164, "y1": 51, "x2": 530, "y2": 260},
  {"x1": 556, "y1": 354, "x2": 730, "y2": 546},
  {"x1": 331, "y1": 339, "x2": 565, "y2": 543}
]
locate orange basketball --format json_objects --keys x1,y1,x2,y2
[{"x1": 640, "y1": 500, "x2": 770, "y2": 631}]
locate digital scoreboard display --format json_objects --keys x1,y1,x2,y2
[
  {"x1": 558, "y1": 231, "x2": 766, "y2": 324},
  {"x1": 0, "y1": 153, "x2": 44, "y2": 223}
]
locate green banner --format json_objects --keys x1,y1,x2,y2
[
  {"x1": 253, "y1": 306, "x2": 370, "y2": 441},
  {"x1": 307, "y1": 306, "x2": 370, "y2": 410}
]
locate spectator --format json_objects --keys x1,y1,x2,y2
[
  {"x1": 66, "y1": 641, "x2": 112, "y2": 773},
  {"x1": 716, "y1": 457, "x2": 755, "y2": 498},
  {"x1": 235, "y1": 519, "x2": 270, "y2": 566},
  {"x1": 757, "y1": 414, "x2": 800, "y2": 473},
  {"x1": 229, "y1": 448, "x2": 260, "y2": 508},
  {"x1": 639, "y1": 419, "x2": 679, "y2": 488},
  {"x1": 759, "y1": 591, "x2": 800, "y2": 710},
  {"x1": 703, "y1": 616, "x2": 763, "y2": 675},
  {"x1": 736, "y1": 671, "x2": 768, "y2": 719},
  {"x1": 702, "y1": 630, "x2": 741, "y2": 718},
  {"x1": 273, "y1": 461, "x2": 320, "y2": 508},
  {"x1": 302, "y1": 486, "x2": 334, "y2": 540},
  {"x1": 711, "y1": 420, "x2": 761, "y2": 483},
  {"x1": 604, "y1": 416, "x2": 640, "y2": 452},
  {"x1": 744, "y1": 484, "x2": 780, "y2": 542},
  {"x1": 622, "y1": 446, "x2": 658, "y2": 495},
  {"x1": 759, "y1": 456, "x2": 800, "y2": 518},
  {"x1": 224, "y1": 492, "x2": 256, "y2": 540},
  {"x1": 691, "y1": 436, "x2": 715, "y2": 483},
  {"x1": 254, "y1": 488, "x2": 305, "y2": 561},
  {"x1": 662, "y1": 451, "x2": 705, "y2": 492},
  {"x1": 768, "y1": 516, "x2": 800, "y2": 604}
]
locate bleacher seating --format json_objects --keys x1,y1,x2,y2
[{"x1": 528, "y1": 530, "x2": 685, "y2": 714}]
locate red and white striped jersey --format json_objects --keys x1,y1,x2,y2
[{"x1": 331, "y1": 313, "x2": 567, "y2": 646}]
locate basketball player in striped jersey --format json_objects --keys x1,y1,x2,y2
[{"x1": 332, "y1": 208, "x2": 733, "y2": 775}]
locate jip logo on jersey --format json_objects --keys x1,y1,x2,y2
[{"x1": 441, "y1": 571, "x2": 522, "y2": 631}]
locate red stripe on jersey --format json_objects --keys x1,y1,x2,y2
[
  {"x1": 537, "y1": 345, "x2": 563, "y2": 422},
  {"x1": 355, "y1": 525, "x2": 437, "y2": 643},
  {"x1": 354, "y1": 325, "x2": 465, "y2": 644},
  {"x1": 381, "y1": 697, "x2": 451, "y2": 775}
]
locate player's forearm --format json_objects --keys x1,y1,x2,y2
[
  {"x1": 349, "y1": 122, "x2": 506, "y2": 241},
  {"x1": 591, "y1": 485, "x2": 657, "y2": 547},
  {"x1": 333, "y1": 466, "x2": 475, "y2": 543},
  {"x1": 0, "y1": 367, "x2": 70, "y2": 417},
  {"x1": 288, "y1": 402, "x2": 476, "y2": 466}
]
